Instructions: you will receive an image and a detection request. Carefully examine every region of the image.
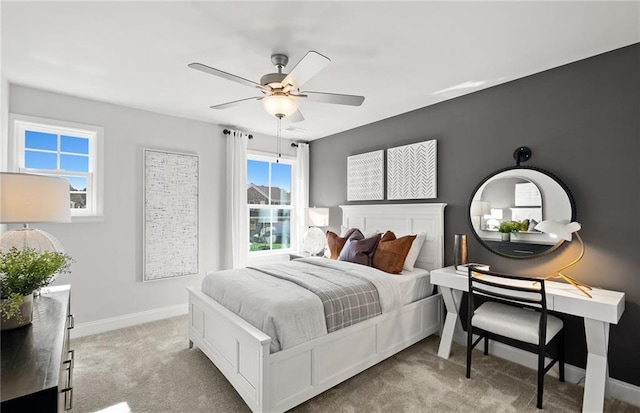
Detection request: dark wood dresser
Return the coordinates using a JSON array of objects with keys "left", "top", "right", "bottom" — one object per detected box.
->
[{"left": 1, "top": 285, "right": 74, "bottom": 412}]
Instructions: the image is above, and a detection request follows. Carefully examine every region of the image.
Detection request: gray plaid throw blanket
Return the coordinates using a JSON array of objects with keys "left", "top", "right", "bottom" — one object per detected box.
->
[{"left": 248, "top": 261, "right": 382, "bottom": 333}]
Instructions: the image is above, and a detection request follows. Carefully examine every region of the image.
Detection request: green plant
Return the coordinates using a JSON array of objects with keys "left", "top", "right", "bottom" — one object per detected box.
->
[
  {"left": 0, "top": 247, "right": 73, "bottom": 321},
  {"left": 498, "top": 220, "right": 524, "bottom": 234}
]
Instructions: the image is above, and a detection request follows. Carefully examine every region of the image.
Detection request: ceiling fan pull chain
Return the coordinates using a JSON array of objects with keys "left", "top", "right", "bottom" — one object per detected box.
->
[{"left": 276, "top": 116, "right": 282, "bottom": 163}]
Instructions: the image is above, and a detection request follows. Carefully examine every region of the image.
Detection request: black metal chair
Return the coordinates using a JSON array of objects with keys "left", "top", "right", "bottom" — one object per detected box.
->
[{"left": 465, "top": 267, "right": 565, "bottom": 409}]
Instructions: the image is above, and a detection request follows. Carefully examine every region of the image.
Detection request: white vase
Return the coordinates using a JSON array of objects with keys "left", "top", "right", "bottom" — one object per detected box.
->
[
  {"left": 501, "top": 232, "right": 511, "bottom": 242},
  {"left": 1, "top": 292, "right": 34, "bottom": 330}
]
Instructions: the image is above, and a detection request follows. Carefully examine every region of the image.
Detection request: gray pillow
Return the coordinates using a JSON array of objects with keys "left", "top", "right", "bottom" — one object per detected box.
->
[{"left": 338, "top": 230, "right": 381, "bottom": 266}]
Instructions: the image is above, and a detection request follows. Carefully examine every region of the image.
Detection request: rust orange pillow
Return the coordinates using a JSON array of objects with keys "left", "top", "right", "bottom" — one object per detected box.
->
[
  {"left": 326, "top": 228, "right": 357, "bottom": 259},
  {"left": 372, "top": 231, "right": 417, "bottom": 274}
]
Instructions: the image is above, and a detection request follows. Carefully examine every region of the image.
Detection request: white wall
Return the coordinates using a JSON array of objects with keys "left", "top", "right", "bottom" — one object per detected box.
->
[
  {"left": 6, "top": 84, "right": 302, "bottom": 333},
  {"left": 8, "top": 85, "right": 227, "bottom": 328}
]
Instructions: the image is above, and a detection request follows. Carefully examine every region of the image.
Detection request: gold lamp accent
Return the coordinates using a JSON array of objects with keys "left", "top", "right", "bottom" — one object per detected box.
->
[{"left": 534, "top": 220, "right": 592, "bottom": 298}]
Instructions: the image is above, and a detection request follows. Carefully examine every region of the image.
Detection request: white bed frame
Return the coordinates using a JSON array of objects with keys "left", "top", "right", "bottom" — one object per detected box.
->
[{"left": 187, "top": 203, "right": 446, "bottom": 413}]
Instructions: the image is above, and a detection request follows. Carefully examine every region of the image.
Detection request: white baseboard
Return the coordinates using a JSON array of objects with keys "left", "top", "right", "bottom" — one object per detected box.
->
[
  {"left": 452, "top": 333, "right": 640, "bottom": 408},
  {"left": 72, "top": 303, "right": 188, "bottom": 339}
]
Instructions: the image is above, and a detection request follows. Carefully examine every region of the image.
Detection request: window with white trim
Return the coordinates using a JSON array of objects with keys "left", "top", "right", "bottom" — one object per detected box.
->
[
  {"left": 10, "top": 114, "right": 104, "bottom": 220},
  {"left": 247, "top": 154, "right": 295, "bottom": 253}
]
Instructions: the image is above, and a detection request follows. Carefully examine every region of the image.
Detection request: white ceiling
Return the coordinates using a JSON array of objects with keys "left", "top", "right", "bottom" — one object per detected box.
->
[{"left": 2, "top": 1, "right": 638, "bottom": 141}]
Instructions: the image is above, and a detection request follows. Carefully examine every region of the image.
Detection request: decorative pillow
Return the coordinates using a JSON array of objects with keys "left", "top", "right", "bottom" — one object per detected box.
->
[
  {"left": 403, "top": 232, "right": 426, "bottom": 271},
  {"left": 326, "top": 228, "right": 357, "bottom": 259},
  {"left": 338, "top": 230, "right": 381, "bottom": 266},
  {"left": 373, "top": 231, "right": 417, "bottom": 274}
]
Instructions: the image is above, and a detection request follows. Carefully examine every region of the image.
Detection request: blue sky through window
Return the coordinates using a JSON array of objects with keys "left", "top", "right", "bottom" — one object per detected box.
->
[
  {"left": 247, "top": 160, "right": 269, "bottom": 187},
  {"left": 25, "top": 151, "right": 57, "bottom": 169},
  {"left": 25, "top": 130, "right": 57, "bottom": 150},
  {"left": 23, "top": 129, "right": 90, "bottom": 190},
  {"left": 61, "top": 135, "right": 89, "bottom": 153},
  {"left": 247, "top": 160, "right": 291, "bottom": 192},
  {"left": 271, "top": 163, "right": 291, "bottom": 192}
]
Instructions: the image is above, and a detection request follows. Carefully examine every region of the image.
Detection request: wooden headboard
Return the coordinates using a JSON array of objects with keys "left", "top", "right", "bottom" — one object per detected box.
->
[{"left": 340, "top": 203, "right": 447, "bottom": 271}]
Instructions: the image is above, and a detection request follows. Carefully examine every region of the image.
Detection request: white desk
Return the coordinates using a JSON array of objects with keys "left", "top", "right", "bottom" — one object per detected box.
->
[{"left": 431, "top": 266, "right": 625, "bottom": 413}]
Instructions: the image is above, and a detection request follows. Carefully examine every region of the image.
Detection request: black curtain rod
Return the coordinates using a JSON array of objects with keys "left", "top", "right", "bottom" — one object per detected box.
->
[{"left": 223, "top": 129, "right": 253, "bottom": 139}]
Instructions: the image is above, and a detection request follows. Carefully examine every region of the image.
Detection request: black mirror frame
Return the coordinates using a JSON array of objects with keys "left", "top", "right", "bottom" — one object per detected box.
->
[{"left": 468, "top": 165, "right": 577, "bottom": 259}]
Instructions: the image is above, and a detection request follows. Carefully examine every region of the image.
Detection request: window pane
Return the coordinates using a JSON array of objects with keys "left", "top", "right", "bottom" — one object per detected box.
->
[
  {"left": 61, "top": 135, "right": 89, "bottom": 154},
  {"left": 25, "top": 130, "right": 57, "bottom": 150},
  {"left": 65, "top": 176, "right": 87, "bottom": 191},
  {"left": 59, "top": 175, "right": 87, "bottom": 209},
  {"left": 70, "top": 193, "right": 87, "bottom": 209},
  {"left": 273, "top": 209, "right": 291, "bottom": 249},
  {"left": 249, "top": 208, "right": 273, "bottom": 251},
  {"left": 25, "top": 150, "right": 57, "bottom": 169},
  {"left": 247, "top": 160, "right": 270, "bottom": 205},
  {"left": 61, "top": 154, "right": 89, "bottom": 172},
  {"left": 271, "top": 163, "right": 291, "bottom": 206}
]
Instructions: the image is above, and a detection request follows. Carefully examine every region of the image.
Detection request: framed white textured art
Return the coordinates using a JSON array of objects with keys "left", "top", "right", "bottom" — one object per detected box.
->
[
  {"left": 387, "top": 140, "right": 437, "bottom": 199},
  {"left": 143, "top": 149, "right": 199, "bottom": 281},
  {"left": 347, "top": 150, "right": 384, "bottom": 201}
]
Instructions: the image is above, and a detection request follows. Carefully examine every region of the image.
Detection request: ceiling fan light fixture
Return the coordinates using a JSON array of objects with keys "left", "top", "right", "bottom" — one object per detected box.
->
[{"left": 262, "top": 95, "right": 298, "bottom": 117}]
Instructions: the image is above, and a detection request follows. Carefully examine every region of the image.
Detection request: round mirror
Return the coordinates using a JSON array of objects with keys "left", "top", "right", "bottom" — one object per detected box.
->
[{"left": 469, "top": 166, "right": 576, "bottom": 259}]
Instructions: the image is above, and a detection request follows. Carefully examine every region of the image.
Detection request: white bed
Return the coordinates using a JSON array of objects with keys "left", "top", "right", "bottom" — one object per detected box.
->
[{"left": 187, "top": 203, "right": 446, "bottom": 413}]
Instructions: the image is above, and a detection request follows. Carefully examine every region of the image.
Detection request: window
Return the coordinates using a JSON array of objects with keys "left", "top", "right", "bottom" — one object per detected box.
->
[
  {"left": 247, "top": 154, "right": 294, "bottom": 253},
  {"left": 10, "top": 114, "right": 104, "bottom": 220}
]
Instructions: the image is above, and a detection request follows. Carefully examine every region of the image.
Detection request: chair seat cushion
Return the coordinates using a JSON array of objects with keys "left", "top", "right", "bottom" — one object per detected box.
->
[{"left": 472, "top": 301, "right": 563, "bottom": 345}]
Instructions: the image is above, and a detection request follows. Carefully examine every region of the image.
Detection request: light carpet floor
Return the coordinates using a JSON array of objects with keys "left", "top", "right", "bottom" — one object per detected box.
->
[{"left": 69, "top": 316, "right": 638, "bottom": 413}]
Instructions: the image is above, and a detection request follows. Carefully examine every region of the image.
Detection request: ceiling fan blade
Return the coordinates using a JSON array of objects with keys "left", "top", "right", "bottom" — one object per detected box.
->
[
  {"left": 281, "top": 51, "right": 330, "bottom": 90},
  {"left": 188, "top": 62, "right": 269, "bottom": 92},
  {"left": 210, "top": 96, "right": 262, "bottom": 110},
  {"left": 298, "top": 91, "right": 365, "bottom": 106},
  {"left": 284, "top": 109, "right": 305, "bottom": 123}
]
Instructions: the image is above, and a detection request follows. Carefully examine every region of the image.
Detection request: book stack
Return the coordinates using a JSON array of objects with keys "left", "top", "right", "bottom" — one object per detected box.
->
[{"left": 455, "top": 263, "right": 490, "bottom": 276}]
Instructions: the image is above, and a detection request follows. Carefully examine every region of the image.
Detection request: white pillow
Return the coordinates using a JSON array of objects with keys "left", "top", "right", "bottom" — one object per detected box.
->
[{"left": 403, "top": 232, "right": 426, "bottom": 271}]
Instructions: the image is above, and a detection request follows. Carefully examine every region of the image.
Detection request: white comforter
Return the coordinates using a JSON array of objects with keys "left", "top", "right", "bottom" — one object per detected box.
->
[{"left": 201, "top": 258, "right": 406, "bottom": 353}]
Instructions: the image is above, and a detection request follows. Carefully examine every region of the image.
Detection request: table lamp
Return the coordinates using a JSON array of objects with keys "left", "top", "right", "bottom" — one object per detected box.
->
[
  {"left": 0, "top": 172, "right": 71, "bottom": 253},
  {"left": 303, "top": 207, "right": 329, "bottom": 256},
  {"left": 534, "top": 220, "right": 592, "bottom": 298},
  {"left": 470, "top": 200, "right": 490, "bottom": 230}
]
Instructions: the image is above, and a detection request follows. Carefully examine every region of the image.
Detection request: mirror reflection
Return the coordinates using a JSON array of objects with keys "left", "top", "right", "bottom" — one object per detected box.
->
[{"left": 469, "top": 167, "right": 575, "bottom": 258}]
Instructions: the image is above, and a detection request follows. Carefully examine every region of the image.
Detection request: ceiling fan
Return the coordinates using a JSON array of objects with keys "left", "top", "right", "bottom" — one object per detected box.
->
[{"left": 188, "top": 51, "right": 365, "bottom": 122}]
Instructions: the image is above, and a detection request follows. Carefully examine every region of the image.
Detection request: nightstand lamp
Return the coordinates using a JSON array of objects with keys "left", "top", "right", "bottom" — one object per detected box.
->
[
  {"left": 303, "top": 207, "right": 329, "bottom": 256},
  {"left": 534, "top": 220, "right": 592, "bottom": 298},
  {"left": 0, "top": 172, "right": 71, "bottom": 253}
]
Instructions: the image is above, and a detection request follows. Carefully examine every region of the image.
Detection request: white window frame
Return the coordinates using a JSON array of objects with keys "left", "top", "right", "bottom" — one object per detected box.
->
[
  {"left": 9, "top": 113, "right": 104, "bottom": 222},
  {"left": 247, "top": 151, "right": 297, "bottom": 256}
]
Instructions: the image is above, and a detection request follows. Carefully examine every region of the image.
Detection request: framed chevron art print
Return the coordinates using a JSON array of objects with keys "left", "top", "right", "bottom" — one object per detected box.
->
[
  {"left": 387, "top": 140, "right": 437, "bottom": 200},
  {"left": 347, "top": 150, "right": 384, "bottom": 201}
]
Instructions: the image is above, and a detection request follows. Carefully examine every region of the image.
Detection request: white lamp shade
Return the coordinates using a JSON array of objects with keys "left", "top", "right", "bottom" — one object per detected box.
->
[
  {"left": 262, "top": 95, "right": 298, "bottom": 117},
  {"left": 534, "top": 220, "right": 581, "bottom": 241},
  {"left": 1, "top": 173, "right": 71, "bottom": 223},
  {"left": 307, "top": 207, "right": 329, "bottom": 227}
]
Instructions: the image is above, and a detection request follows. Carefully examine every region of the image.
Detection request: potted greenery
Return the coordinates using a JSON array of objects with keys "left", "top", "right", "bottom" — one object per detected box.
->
[
  {"left": 0, "top": 247, "right": 73, "bottom": 330},
  {"left": 498, "top": 220, "right": 524, "bottom": 242}
]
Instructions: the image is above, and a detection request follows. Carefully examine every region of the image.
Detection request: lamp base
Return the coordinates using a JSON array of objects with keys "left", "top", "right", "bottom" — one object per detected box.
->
[
  {"left": 541, "top": 272, "right": 593, "bottom": 298},
  {"left": 0, "top": 228, "right": 64, "bottom": 253},
  {"left": 303, "top": 227, "right": 326, "bottom": 256}
]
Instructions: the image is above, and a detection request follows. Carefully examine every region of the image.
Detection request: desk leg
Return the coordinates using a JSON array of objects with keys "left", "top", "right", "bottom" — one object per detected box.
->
[
  {"left": 438, "top": 287, "right": 464, "bottom": 359},
  {"left": 582, "top": 318, "right": 610, "bottom": 413}
]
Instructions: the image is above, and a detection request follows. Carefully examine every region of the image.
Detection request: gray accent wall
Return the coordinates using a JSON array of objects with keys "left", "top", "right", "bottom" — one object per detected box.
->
[{"left": 310, "top": 44, "right": 639, "bottom": 386}]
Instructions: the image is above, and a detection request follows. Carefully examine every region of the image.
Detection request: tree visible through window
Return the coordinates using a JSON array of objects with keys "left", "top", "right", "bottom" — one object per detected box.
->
[{"left": 247, "top": 156, "right": 293, "bottom": 252}]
